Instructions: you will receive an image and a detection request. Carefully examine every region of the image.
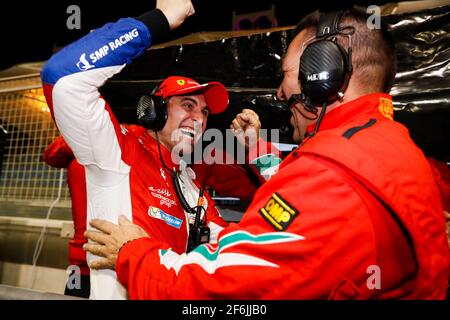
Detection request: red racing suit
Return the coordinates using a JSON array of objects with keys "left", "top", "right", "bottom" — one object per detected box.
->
[
  {"left": 116, "top": 93, "right": 450, "bottom": 299},
  {"left": 40, "top": 10, "right": 233, "bottom": 299},
  {"left": 428, "top": 157, "right": 450, "bottom": 212},
  {"left": 43, "top": 125, "right": 147, "bottom": 277},
  {"left": 194, "top": 159, "right": 260, "bottom": 201},
  {"left": 43, "top": 134, "right": 267, "bottom": 278},
  {"left": 40, "top": 10, "right": 280, "bottom": 299}
]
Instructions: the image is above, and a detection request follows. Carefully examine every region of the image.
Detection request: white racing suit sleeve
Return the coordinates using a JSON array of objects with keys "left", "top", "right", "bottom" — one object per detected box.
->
[{"left": 41, "top": 13, "right": 164, "bottom": 299}]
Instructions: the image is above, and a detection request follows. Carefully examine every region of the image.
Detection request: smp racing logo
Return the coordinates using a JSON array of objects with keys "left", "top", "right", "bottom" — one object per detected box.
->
[
  {"left": 76, "top": 53, "right": 95, "bottom": 71},
  {"left": 76, "top": 28, "right": 140, "bottom": 71}
]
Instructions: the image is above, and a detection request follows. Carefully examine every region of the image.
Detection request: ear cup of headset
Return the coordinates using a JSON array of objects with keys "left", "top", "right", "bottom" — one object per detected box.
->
[
  {"left": 299, "top": 39, "right": 349, "bottom": 105},
  {"left": 137, "top": 94, "right": 168, "bottom": 131}
]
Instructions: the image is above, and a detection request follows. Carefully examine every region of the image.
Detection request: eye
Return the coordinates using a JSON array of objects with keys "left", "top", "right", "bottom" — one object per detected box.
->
[
  {"left": 202, "top": 109, "right": 210, "bottom": 117},
  {"left": 182, "top": 102, "right": 194, "bottom": 110}
]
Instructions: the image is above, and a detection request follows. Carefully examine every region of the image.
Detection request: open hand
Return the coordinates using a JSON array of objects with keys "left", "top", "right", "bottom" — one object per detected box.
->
[{"left": 84, "top": 215, "right": 149, "bottom": 270}]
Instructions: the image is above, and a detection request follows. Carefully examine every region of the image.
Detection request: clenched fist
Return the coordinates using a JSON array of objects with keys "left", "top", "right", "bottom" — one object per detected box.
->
[
  {"left": 230, "top": 109, "right": 261, "bottom": 149},
  {"left": 157, "top": 0, "right": 195, "bottom": 30}
]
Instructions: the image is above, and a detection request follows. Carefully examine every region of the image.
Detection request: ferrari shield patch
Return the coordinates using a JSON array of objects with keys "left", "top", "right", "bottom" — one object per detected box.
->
[
  {"left": 259, "top": 193, "right": 299, "bottom": 231},
  {"left": 378, "top": 97, "right": 394, "bottom": 120}
]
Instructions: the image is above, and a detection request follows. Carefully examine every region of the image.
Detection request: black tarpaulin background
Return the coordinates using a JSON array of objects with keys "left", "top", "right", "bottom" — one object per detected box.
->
[{"left": 101, "top": 4, "right": 450, "bottom": 161}]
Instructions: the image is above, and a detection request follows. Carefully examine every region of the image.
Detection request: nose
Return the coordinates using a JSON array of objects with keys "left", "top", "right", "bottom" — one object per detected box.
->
[
  {"left": 191, "top": 110, "right": 204, "bottom": 122},
  {"left": 190, "top": 113, "right": 204, "bottom": 131}
]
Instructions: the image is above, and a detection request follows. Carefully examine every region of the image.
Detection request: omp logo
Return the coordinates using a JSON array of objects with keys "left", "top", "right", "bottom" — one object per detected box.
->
[
  {"left": 307, "top": 71, "right": 329, "bottom": 82},
  {"left": 76, "top": 53, "right": 94, "bottom": 71},
  {"left": 259, "top": 193, "right": 299, "bottom": 231}
]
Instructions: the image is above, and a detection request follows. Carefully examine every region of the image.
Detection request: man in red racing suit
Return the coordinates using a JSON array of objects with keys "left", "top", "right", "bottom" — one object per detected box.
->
[
  {"left": 41, "top": 1, "right": 278, "bottom": 299},
  {"left": 40, "top": 3, "right": 235, "bottom": 299},
  {"left": 84, "top": 6, "right": 449, "bottom": 299},
  {"left": 43, "top": 131, "right": 264, "bottom": 297}
]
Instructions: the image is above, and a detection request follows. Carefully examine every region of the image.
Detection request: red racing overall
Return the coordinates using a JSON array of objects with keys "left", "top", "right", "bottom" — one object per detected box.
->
[{"left": 116, "top": 93, "right": 449, "bottom": 299}]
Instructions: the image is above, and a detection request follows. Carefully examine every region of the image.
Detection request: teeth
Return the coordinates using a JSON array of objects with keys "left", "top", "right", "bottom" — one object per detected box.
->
[{"left": 180, "top": 128, "right": 195, "bottom": 139}]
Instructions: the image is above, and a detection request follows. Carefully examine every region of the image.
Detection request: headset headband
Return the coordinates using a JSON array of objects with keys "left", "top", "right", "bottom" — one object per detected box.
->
[
  {"left": 290, "top": 9, "right": 355, "bottom": 131},
  {"left": 316, "top": 11, "right": 346, "bottom": 38}
]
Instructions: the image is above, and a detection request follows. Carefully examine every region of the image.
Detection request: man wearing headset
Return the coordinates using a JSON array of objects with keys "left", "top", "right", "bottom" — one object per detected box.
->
[
  {"left": 43, "top": 126, "right": 263, "bottom": 298},
  {"left": 84, "top": 6, "right": 449, "bottom": 299},
  {"left": 41, "top": 0, "right": 280, "bottom": 299}
]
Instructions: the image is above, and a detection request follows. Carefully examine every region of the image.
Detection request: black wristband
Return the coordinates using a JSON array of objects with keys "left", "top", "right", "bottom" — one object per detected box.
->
[{"left": 136, "top": 9, "right": 170, "bottom": 44}]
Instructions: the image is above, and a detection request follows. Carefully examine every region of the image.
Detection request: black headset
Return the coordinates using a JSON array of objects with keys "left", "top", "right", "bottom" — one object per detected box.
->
[
  {"left": 291, "top": 10, "right": 355, "bottom": 113},
  {"left": 137, "top": 83, "right": 169, "bottom": 131},
  {"left": 138, "top": 83, "right": 202, "bottom": 230}
]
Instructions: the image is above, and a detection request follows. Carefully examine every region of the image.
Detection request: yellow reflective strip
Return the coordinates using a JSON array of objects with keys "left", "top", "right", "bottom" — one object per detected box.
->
[
  {"left": 260, "top": 208, "right": 283, "bottom": 230},
  {"left": 272, "top": 193, "right": 295, "bottom": 215}
]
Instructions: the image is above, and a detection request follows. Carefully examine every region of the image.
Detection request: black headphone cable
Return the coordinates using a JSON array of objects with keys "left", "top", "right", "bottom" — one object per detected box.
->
[
  {"left": 312, "top": 102, "right": 328, "bottom": 136},
  {"left": 155, "top": 131, "right": 196, "bottom": 215},
  {"left": 155, "top": 131, "right": 209, "bottom": 252}
]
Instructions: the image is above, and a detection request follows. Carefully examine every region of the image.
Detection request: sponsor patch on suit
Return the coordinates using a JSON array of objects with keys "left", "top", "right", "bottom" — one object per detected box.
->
[
  {"left": 148, "top": 206, "right": 183, "bottom": 229},
  {"left": 259, "top": 193, "right": 299, "bottom": 231}
]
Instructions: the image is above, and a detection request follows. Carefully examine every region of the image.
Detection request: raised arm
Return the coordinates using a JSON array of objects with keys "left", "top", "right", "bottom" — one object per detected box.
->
[
  {"left": 41, "top": 10, "right": 169, "bottom": 179},
  {"left": 41, "top": 1, "right": 195, "bottom": 299},
  {"left": 41, "top": 0, "right": 194, "bottom": 173},
  {"left": 231, "top": 109, "right": 282, "bottom": 182}
]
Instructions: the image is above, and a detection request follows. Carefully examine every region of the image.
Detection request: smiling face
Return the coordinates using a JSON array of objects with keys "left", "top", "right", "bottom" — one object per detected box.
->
[{"left": 156, "top": 93, "right": 210, "bottom": 154}]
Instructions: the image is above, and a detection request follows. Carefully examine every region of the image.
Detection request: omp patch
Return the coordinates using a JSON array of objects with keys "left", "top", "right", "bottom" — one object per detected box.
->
[
  {"left": 259, "top": 193, "right": 299, "bottom": 231},
  {"left": 378, "top": 98, "right": 393, "bottom": 120}
]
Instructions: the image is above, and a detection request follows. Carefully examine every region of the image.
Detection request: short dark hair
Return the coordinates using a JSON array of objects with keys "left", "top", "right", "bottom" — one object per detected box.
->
[{"left": 292, "top": 6, "right": 397, "bottom": 93}]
